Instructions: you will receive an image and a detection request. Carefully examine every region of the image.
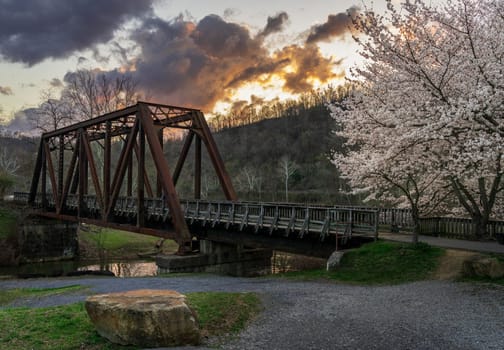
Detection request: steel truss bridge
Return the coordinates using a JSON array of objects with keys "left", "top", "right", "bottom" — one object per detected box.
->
[{"left": 21, "top": 102, "right": 378, "bottom": 257}]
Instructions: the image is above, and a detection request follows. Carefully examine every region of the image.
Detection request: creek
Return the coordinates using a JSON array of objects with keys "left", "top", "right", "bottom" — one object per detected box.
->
[
  {"left": 0, "top": 259, "right": 158, "bottom": 279},
  {"left": 0, "top": 251, "right": 327, "bottom": 279}
]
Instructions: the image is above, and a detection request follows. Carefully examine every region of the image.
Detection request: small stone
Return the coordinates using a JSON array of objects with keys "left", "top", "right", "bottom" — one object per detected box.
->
[
  {"left": 85, "top": 289, "right": 200, "bottom": 347},
  {"left": 462, "top": 256, "right": 504, "bottom": 279},
  {"left": 326, "top": 251, "right": 345, "bottom": 271}
]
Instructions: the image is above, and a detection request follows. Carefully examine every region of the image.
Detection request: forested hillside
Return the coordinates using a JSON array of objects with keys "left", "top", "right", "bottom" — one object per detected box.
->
[{"left": 171, "top": 104, "right": 356, "bottom": 204}]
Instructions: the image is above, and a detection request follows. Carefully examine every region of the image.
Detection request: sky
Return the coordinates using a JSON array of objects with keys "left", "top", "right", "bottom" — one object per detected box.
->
[{"left": 0, "top": 0, "right": 397, "bottom": 130}]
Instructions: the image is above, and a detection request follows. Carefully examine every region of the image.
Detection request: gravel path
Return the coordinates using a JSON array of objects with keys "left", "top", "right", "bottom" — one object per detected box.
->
[{"left": 1, "top": 276, "right": 503, "bottom": 350}]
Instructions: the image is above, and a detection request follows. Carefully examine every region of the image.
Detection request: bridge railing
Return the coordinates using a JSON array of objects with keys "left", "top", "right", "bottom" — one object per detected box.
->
[
  {"left": 14, "top": 192, "right": 379, "bottom": 241},
  {"left": 182, "top": 199, "right": 379, "bottom": 241},
  {"left": 418, "top": 217, "right": 504, "bottom": 240}
]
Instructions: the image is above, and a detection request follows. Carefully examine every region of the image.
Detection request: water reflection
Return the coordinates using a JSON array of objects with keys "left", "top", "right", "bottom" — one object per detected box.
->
[
  {"left": 271, "top": 252, "right": 325, "bottom": 274},
  {"left": 78, "top": 261, "right": 158, "bottom": 277},
  {"left": 0, "top": 260, "right": 159, "bottom": 278}
]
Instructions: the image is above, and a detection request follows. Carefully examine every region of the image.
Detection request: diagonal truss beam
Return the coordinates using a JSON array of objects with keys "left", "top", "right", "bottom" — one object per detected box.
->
[{"left": 138, "top": 103, "right": 192, "bottom": 249}]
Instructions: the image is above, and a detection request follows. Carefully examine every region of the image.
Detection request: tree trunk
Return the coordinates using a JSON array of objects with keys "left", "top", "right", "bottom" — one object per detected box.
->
[
  {"left": 471, "top": 214, "right": 488, "bottom": 239},
  {"left": 411, "top": 207, "right": 420, "bottom": 244}
]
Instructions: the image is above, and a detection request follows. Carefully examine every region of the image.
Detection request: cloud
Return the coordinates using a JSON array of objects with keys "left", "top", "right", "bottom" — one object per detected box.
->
[
  {"left": 0, "top": 0, "right": 154, "bottom": 66},
  {"left": 128, "top": 14, "right": 343, "bottom": 111},
  {"left": 3, "top": 108, "right": 37, "bottom": 134},
  {"left": 258, "top": 12, "right": 289, "bottom": 37},
  {"left": 273, "top": 45, "right": 343, "bottom": 93},
  {"left": 0, "top": 86, "right": 13, "bottom": 95},
  {"left": 226, "top": 59, "right": 290, "bottom": 89},
  {"left": 191, "top": 15, "right": 263, "bottom": 59},
  {"left": 49, "top": 78, "right": 63, "bottom": 88},
  {"left": 306, "top": 6, "right": 359, "bottom": 44},
  {"left": 223, "top": 8, "right": 239, "bottom": 19}
]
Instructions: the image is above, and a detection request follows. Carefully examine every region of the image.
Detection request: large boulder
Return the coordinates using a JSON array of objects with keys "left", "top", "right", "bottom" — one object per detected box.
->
[
  {"left": 85, "top": 289, "right": 200, "bottom": 347},
  {"left": 462, "top": 256, "right": 504, "bottom": 279}
]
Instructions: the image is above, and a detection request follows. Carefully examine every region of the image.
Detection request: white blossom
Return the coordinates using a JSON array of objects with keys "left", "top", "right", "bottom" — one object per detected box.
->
[{"left": 332, "top": 0, "right": 504, "bottom": 238}]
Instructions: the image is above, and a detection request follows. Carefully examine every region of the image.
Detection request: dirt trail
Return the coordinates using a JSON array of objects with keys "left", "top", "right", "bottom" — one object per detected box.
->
[{"left": 432, "top": 249, "right": 478, "bottom": 280}]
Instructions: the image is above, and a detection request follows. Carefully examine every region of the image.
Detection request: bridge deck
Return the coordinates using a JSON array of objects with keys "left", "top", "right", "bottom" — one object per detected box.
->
[{"left": 15, "top": 192, "right": 378, "bottom": 246}]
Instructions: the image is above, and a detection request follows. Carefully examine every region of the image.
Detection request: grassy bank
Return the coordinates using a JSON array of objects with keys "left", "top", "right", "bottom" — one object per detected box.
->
[
  {"left": 78, "top": 226, "right": 178, "bottom": 260},
  {"left": 0, "top": 290, "right": 260, "bottom": 350},
  {"left": 0, "top": 285, "right": 87, "bottom": 306},
  {"left": 276, "top": 241, "right": 444, "bottom": 284}
]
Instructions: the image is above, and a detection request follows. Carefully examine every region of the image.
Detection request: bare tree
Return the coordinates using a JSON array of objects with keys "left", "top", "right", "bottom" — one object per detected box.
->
[
  {"left": 279, "top": 156, "right": 297, "bottom": 202},
  {"left": 0, "top": 148, "right": 20, "bottom": 175},
  {"left": 64, "top": 69, "right": 141, "bottom": 120},
  {"left": 33, "top": 89, "right": 75, "bottom": 133}
]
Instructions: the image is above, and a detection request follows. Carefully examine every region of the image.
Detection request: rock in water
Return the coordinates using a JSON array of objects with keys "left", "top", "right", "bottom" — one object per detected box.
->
[
  {"left": 326, "top": 251, "right": 345, "bottom": 271},
  {"left": 85, "top": 289, "right": 200, "bottom": 347}
]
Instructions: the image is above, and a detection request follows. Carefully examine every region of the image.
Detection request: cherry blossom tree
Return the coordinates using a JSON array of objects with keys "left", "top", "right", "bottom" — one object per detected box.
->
[{"left": 332, "top": 0, "right": 504, "bottom": 239}]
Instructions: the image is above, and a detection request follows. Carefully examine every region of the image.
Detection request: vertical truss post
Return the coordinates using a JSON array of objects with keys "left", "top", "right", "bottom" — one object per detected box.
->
[
  {"left": 78, "top": 130, "right": 87, "bottom": 217},
  {"left": 41, "top": 140, "right": 47, "bottom": 209},
  {"left": 58, "top": 136, "right": 64, "bottom": 203},
  {"left": 82, "top": 144, "right": 88, "bottom": 196},
  {"left": 137, "top": 121, "right": 145, "bottom": 227},
  {"left": 127, "top": 150, "right": 133, "bottom": 197},
  {"left": 59, "top": 142, "right": 78, "bottom": 214},
  {"left": 133, "top": 142, "right": 154, "bottom": 197},
  {"left": 156, "top": 127, "right": 164, "bottom": 198},
  {"left": 194, "top": 134, "right": 201, "bottom": 199},
  {"left": 104, "top": 121, "right": 111, "bottom": 209}
]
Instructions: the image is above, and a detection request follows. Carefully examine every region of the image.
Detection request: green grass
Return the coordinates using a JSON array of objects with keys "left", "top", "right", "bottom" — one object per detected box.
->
[
  {"left": 0, "top": 285, "right": 88, "bottom": 306},
  {"left": 79, "top": 226, "right": 178, "bottom": 259},
  {"left": 81, "top": 227, "right": 160, "bottom": 251},
  {"left": 0, "top": 292, "right": 261, "bottom": 349},
  {"left": 187, "top": 292, "right": 261, "bottom": 336},
  {"left": 0, "top": 303, "right": 128, "bottom": 350},
  {"left": 276, "top": 241, "right": 444, "bottom": 285}
]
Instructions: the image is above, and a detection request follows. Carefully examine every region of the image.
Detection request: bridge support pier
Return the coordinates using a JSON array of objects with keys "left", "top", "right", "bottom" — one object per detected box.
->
[
  {"left": 18, "top": 215, "right": 79, "bottom": 263},
  {"left": 156, "top": 240, "right": 272, "bottom": 277}
]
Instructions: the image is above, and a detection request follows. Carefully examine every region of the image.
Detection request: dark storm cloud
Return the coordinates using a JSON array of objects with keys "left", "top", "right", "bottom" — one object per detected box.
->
[
  {"left": 191, "top": 15, "right": 262, "bottom": 59},
  {"left": 226, "top": 59, "right": 290, "bottom": 88},
  {"left": 127, "top": 13, "right": 343, "bottom": 111},
  {"left": 0, "top": 0, "right": 154, "bottom": 66},
  {"left": 130, "top": 14, "right": 271, "bottom": 110},
  {"left": 0, "top": 86, "right": 13, "bottom": 95},
  {"left": 258, "top": 12, "right": 289, "bottom": 37},
  {"left": 306, "top": 6, "right": 359, "bottom": 44}
]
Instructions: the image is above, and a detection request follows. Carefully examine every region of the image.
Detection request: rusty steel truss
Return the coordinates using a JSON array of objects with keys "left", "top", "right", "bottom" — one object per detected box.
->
[{"left": 28, "top": 102, "right": 237, "bottom": 253}]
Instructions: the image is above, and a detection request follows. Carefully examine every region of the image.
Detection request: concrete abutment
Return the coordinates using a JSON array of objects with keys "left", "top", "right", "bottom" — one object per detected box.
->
[
  {"left": 156, "top": 239, "right": 272, "bottom": 277},
  {"left": 18, "top": 215, "right": 79, "bottom": 263}
]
